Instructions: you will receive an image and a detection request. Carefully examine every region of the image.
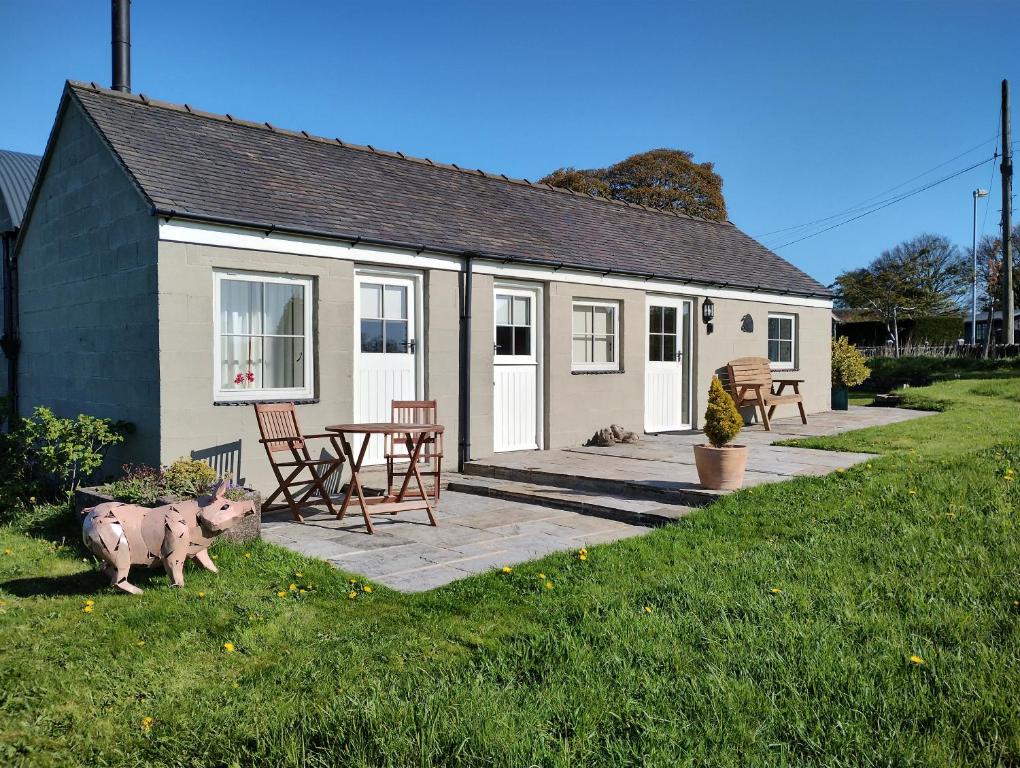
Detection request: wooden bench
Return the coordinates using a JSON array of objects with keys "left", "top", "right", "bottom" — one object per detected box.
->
[{"left": 725, "top": 357, "right": 807, "bottom": 431}]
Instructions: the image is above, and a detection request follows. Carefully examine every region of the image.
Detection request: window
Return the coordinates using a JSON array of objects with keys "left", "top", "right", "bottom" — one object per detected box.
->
[
  {"left": 360, "top": 282, "right": 409, "bottom": 354},
  {"left": 767, "top": 313, "right": 796, "bottom": 369},
  {"left": 215, "top": 271, "right": 313, "bottom": 401},
  {"left": 495, "top": 293, "right": 533, "bottom": 357},
  {"left": 647, "top": 304, "right": 679, "bottom": 362},
  {"left": 572, "top": 300, "right": 619, "bottom": 371}
]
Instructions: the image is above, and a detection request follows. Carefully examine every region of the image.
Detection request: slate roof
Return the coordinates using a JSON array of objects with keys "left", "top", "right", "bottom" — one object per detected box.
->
[
  {"left": 67, "top": 81, "right": 828, "bottom": 298},
  {"left": 0, "top": 149, "right": 42, "bottom": 233}
]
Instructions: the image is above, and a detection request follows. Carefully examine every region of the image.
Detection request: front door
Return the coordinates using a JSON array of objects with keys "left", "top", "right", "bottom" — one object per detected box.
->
[
  {"left": 493, "top": 285, "right": 541, "bottom": 452},
  {"left": 355, "top": 273, "right": 419, "bottom": 464},
  {"left": 644, "top": 296, "right": 692, "bottom": 432}
]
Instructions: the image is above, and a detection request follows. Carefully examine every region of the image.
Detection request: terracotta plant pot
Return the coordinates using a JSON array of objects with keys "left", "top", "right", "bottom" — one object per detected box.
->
[{"left": 693, "top": 444, "right": 749, "bottom": 490}]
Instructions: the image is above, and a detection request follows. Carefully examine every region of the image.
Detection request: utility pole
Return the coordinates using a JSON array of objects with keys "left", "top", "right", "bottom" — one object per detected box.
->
[{"left": 1002, "top": 79, "right": 1014, "bottom": 345}]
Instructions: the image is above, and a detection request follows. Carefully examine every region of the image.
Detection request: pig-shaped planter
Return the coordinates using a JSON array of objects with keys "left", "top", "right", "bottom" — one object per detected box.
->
[{"left": 81, "top": 480, "right": 255, "bottom": 594}]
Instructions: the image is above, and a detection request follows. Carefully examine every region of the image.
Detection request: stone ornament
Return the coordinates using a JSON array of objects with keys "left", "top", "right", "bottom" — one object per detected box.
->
[
  {"left": 586, "top": 424, "right": 640, "bottom": 448},
  {"left": 81, "top": 480, "right": 255, "bottom": 594}
]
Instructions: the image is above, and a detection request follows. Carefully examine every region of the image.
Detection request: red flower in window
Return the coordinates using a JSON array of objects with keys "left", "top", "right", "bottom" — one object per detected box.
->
[
  {"left": 245, "top": 371, "right": 255, "bottom": 383},
  {"left": 234, "top": 373, "right": 244, "bottom": 385}
]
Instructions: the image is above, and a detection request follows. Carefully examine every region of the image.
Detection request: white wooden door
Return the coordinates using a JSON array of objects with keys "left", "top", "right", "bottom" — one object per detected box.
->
[
  {"left": 644, "top": 296, "right": 692, "bottom": 432},
  {"left": 493, "top": 285, "right": 541, "bottom": 452},
  {"left": 355, "top": 274, "right": 418, "bottom": 464}
]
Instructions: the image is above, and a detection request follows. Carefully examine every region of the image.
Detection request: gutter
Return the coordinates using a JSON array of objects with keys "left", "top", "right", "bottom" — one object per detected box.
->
[
  {"left": 1, "top": 231, "right": 19, "bottom": 422},
  {"left": 151, "top": 207, "right": 833, "bottom": 301},
  {"left": 458, "top": 255, "right": 473, "bottom": 471}
]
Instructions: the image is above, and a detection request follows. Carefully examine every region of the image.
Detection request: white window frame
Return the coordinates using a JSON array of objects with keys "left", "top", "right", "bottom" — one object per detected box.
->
[
  {"left": 213, "top": 270, "right": 315, "bottom": 402},
  {"left": 767, "top": 312, "right": 797, "bottom": 370},
  {"left": 571, "top": 299, "right": 621, "bottom": 372}
]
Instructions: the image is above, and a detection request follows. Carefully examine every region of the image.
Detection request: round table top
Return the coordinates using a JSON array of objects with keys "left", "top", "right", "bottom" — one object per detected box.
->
[{"left": 325, "top": 422, "right": 444, "bottom": 435}]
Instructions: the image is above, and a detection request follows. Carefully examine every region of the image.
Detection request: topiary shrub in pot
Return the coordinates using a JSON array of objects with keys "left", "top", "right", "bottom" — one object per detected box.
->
[
  {"left": 831, "top": 336, "right": 870, "bottom": 410},
  {"left": 693, "top": 377, "right": 748, "bottom": 490}
]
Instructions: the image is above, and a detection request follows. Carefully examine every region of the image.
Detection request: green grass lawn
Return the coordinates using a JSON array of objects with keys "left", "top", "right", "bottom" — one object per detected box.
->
[{"left": 2, "top": 378, "right": 1019, "bottom": 767}]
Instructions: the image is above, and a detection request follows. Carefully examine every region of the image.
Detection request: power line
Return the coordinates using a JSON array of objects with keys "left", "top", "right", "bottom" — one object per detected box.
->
[
  {"left": 771, "top": 155, "right": 997, "bottom": 251},
  {"left": 755, "top": 135, "right": 998, "bottom": 240}
]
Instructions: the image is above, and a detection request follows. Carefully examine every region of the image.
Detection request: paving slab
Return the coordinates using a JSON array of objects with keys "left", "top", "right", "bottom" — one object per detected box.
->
[{"left": 261, "top": 407, "right": 932, "bottom": 592}]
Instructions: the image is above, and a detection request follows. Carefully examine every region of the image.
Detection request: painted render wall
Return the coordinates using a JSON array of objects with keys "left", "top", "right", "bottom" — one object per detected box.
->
[
  {"left": 16, "top": 100, "right": 159, "bottom": 461},
  {"left": 157, "top": 241, "right": 468, "bottom": 492},
  {"left": 691, "top": 297, "right": 833, "bottom": 424}
]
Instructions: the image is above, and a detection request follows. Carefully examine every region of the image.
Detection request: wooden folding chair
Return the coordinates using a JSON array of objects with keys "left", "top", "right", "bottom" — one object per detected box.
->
[
  {"left": 254, "top": 403, "right": 345, "bottom": 522},
  {"left": 385, "top": 399, "right": 443, "bottom": 501}
]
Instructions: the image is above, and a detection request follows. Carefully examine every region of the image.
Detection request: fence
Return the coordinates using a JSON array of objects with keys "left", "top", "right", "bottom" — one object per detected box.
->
[{"left": 858, "top": 343, "right": 1020, "bottom": 359}]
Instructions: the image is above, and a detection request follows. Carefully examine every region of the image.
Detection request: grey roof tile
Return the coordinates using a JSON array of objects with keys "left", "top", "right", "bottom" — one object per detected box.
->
[{"left": 68, "top": 82, "right": 828, "bottom": 297}]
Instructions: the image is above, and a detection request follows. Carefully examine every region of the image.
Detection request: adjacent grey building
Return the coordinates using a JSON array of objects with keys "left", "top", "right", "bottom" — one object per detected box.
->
[{"left": 10, "top": 82, "right": 833, "bottom": 491}]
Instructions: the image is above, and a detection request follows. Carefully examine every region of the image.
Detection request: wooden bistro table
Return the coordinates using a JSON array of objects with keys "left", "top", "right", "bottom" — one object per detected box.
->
[{"left": 325, "top": 423, "right": 444, "bottom": 534}]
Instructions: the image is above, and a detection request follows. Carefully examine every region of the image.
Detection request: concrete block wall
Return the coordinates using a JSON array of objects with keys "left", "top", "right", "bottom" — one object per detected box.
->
[{"left": 16, "top": 99, "right": 159, "bottom": 462}]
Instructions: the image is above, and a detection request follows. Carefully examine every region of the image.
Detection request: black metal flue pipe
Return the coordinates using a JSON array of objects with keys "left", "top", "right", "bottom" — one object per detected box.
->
[{"left": 112, "top": 0, "right": 131, "bottom": 93}]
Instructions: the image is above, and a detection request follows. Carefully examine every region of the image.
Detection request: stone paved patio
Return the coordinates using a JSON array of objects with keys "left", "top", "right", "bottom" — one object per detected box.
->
[
  {"left": 261, "top": 492, "right": 649, "bottom": 592},
  {"left": 261, "top": 407, "right": 932, "bottom": 592}
]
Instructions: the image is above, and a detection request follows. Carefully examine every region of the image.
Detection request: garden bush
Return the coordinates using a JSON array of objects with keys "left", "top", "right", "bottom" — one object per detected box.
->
[
  {"left": 861, "top": 355, "right": 1020, "bottom": 392},
  {"left": 0, "top": 406, "right": 126, "bottom": 518},
  {"left": 703, "top": 376, "right": 742, "bottom": 448},
  {"left": 832, "top": 337, "right": 870, "bottom": 389},
  {"left": 100, "top": 457, "right": 230, "bottom": 505}
]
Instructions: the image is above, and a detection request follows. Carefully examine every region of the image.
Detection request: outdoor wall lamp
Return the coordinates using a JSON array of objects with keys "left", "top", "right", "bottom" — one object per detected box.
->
[{"left": 702, "top": 298, "right": 715, "bottom": 334}]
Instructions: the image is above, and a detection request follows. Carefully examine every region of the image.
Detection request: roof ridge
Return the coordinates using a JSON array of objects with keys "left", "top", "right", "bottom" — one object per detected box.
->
[{"left": 69, "top": 80, "right": 735, "bottom": 229}]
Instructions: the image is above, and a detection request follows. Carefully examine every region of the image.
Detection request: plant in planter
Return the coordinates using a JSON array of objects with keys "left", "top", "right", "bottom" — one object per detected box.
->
[
  {"left": 693, "top": 377, "right": 748, "bottom": 490},
  {"left": 831, "top": 336, "right": 870, "bottom": 410}
]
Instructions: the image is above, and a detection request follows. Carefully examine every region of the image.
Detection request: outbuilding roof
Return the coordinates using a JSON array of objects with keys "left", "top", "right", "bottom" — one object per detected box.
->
[
  {"left": 67, "top": 81, "right": 828, "bottom": 298},
  {"left": 0, "top": 149, "right": 42, "bottom": 233}
]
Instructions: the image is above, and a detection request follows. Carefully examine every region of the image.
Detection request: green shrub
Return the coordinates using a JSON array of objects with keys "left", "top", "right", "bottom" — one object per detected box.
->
[
  {"left": 99, "top": 464, "right": 163, "bottom": 505},
  {"left": 704, "top": 376, "right": 743, "bottom": 448},
  {"left": 162, "top": 457, "right": 217, "bottom": 498},
  {"left": 832, "top": 337, "right": 870, "bottom": 389},
  {"left": 17, "top": 407, "right": 125, "bottom": 498},
  {"left": 862, "top": 356, "right": 1020, "bottom": 392}
]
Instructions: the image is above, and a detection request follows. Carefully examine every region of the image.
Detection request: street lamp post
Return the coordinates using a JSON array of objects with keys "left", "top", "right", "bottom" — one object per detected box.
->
[{"left": 972, "top": 188, "right": 990, "bottom": 345}]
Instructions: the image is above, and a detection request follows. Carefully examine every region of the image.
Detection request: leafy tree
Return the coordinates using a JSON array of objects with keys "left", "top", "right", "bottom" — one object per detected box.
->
[
  {"left": 540, "top": 149, "right": 727, "bottom": 221},
  {"left": 832, "top": 233, "right": 968, "bottom": 357},
  {"left": 968, "top": 225, "right": 1020, "bottom": 355}
]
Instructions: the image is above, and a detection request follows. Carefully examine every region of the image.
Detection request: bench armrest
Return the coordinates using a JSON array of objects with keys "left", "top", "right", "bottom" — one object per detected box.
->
[{"left": 773, "top": 378, "right": 804, "bottom": 384}]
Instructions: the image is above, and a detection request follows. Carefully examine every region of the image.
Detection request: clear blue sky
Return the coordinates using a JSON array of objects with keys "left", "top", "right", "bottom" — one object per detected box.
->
[{"left": 1, "top": 0, "right": 1017, "bottom": 286}]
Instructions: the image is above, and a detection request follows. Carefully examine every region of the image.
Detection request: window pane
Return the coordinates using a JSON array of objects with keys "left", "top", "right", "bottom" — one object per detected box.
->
[
  {"left": 496, "top": 296, "right": 511, "bottom": 325},
  {"left": 513, "top": 296, "right": 530, "bottom": 327},
  {"left": 662, "top": 307, "right": 676, "bottom": 334},
  {"left": 221, "top": 335, "right": 262, "bottom": 389},
  {"left": 361, "top": 284, "right": 381, "bottom": 319},
  {"left": 780, "top": 318, "right": 793, "bottom": 341},
  {"left": 593, "top": 306, "right": 612, "bottom": 334},
  {"left": 663, "top": 333, "right": 676, "bottom": 361},
  {"left": 265, "top": 282, "right": 304, "bottom": 335},
  {"left": 572, "top": 336, "right": 589, "bottom": 363},
  {"left": 384, "top": 320, "right": 408, "bottom": 353},
  {"left": 779, "top": 340, "right": 793, "bottom": 362},
  {"left": 572, "top": 306, "right": 589, "bottom": 334},
  {"left": 649, "top": 333, "right": 661, "bottom": 362},
  {"left": 264, "top": 336, "right": 304, "bottom": 388},
  {"left": 221, "top": 279, "right": 262, "bottom": 335},
  {"left": 593, "top": 337, "right": 613, "bottom": 364},
  {"left": 514, "top": 326, "right": 531, "bottom": 356},
  {"left": 649, "top": 306, "right": 662, "bottom": 333},
  {"left": 361, "top": 319, "right": 384, "bottom": 352},
  {"left": 384, "top": 285, "right": 406, "bottom": 320},
  {"left": 768, "top": 340, "right": 780, "bottom": 362},
  {"left": 495, "top": 325, "right": 513, "bottom": 355},
  {"left": 768, "top": 316, "right": 780, "bottom": 340}
]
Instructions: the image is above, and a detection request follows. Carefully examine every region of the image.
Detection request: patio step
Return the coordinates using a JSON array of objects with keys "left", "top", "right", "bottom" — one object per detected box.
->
[
  {"left": 461, "top": 460, "right": 723, "bottom": 508},
  {"left": 446, "top": 475, "right": 696, "bottom": 528}
]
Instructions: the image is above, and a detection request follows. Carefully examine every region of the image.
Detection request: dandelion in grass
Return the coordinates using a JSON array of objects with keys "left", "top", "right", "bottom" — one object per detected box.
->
[
  {"left": 197, "top": 592, "right": 205, "bottom": 599},
  {"left": 909, "top": 654, "right": 924, "bottom": 666},
  {"left": 29, "top": 496, "right": 36, "bottom": 504},
  {"left": 295, "top": 572, "right": 303, "bottom": 578},
  {"left": 577, "top": 547, "right": 588, "bottom": 561},
  {"left": 277, "top": 590, "right": 287, "bottom": 598},
  {"left": 501, "top": 566, "right": 513, "bottom": 574},
  {"left": 299, "top": 588, "right": 307, "bottom": 595},
  {"left": 544, "top": 581, "right": 554, "bottom": 590},
  {"left": 82, "top": 604, "right": 94, "bottom": 614},
  {"left": 348, "top": 590, "right": 358, "bottom": 600},
  {"left": 537, "top": 573, "right": 545, "bottom": 580},
  {"left": 288, "top": 583, "right": 297, "bottom": 592},
  {"left": 770, "top": 588, "right": 782, "bottom": 595},
  {"left": 244, "top": 552, "right": 252, "bottom": 558},
  {"left": 2, "top": 548, "right": 11, "bottom": 556},
  {"left": 836, "top": 468, "right": 846, "bottom": 474},
  {"left": 362, "top": 585, "right": 372, "bottom": 593},
  {"left": 137, "top": 640, "right": 145, "bottom": 647},
  {"left": 644, "top": 606, "right": 653, "bottom": 614},
  {"left": 223, "top": 642, "right": 235, "bottom": 653},
  {"left": 908, "top": 489, "right": 917, "bottom": 495},
  {"left": 140, "top": 716, "right": 153, "bottom": 732}
]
